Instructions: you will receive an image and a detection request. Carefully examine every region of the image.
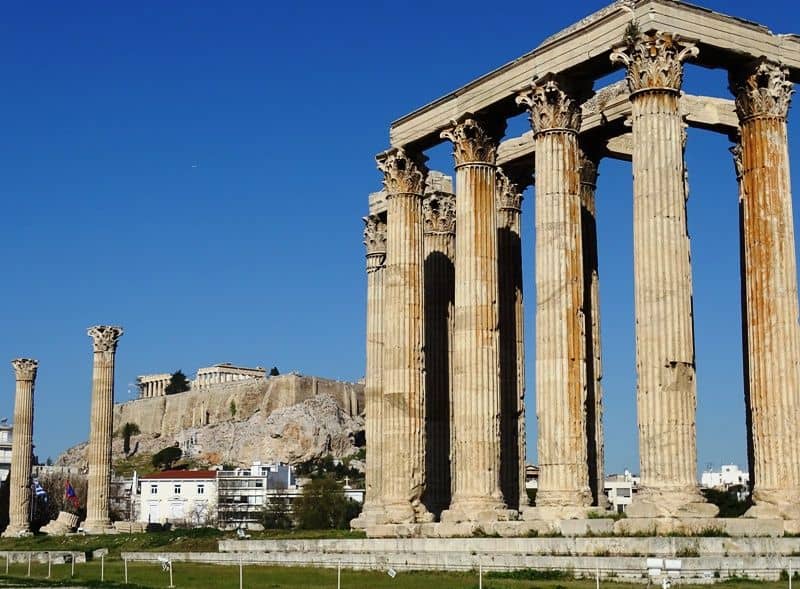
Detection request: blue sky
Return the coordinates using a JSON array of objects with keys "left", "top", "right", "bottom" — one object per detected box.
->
[{"left": 0, "top": 1, "right": 797, "bottom": 473}]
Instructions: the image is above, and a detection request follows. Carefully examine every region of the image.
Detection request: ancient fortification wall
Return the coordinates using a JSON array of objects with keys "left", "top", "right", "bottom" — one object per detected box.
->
[{"left": 113, "top": 374, "right": 363, "bottom": 437}]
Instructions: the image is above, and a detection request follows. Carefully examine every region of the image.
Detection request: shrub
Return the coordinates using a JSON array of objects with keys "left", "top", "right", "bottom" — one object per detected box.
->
[{"left": 152, "top": 446, "right": 183, "bottom": 470}]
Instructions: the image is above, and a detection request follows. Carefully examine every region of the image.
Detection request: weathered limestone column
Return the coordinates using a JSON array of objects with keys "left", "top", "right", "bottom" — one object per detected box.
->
[
  {"left": 611, "top": 31, "right": 715, "bottom": 517},
  {"left": 85, "top": 325, "right": 124, "bottom": 534},
  {"left": 517, "top": 76, "right": 593, "bottom": 515},
  {"left": 440, "top": 116, "right": 515, "bottom": 523},
  {"left": 3, "top": 359, "right": 38, "bottom": 538},
  {"left": 352, "top": 213, "right": 388, "bottom": 529},
  {"left": 729, "top": 60, "right": 800, "bottom": 522},
  {"left": 422, "top": 184, "right": 456, "bottom": 517},
  {"left": 496, "top": 168, "right": 528, "bottom": 511},
  {"left": 579, "top": 151, "right": 607, "bottom": 508},
  {"left": 376, "top": 149, "right": 432, "bottom": 524}
]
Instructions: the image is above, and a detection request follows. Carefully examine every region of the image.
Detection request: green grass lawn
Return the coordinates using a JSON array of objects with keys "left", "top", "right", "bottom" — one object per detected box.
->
[{"left": 0, "top": 561, "right": 794, "bottom": 589}]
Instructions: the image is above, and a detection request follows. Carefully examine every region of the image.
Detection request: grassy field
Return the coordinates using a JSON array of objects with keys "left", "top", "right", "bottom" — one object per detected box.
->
[{"left": 0, "top": 561, "right": 795, "bottom": 589}]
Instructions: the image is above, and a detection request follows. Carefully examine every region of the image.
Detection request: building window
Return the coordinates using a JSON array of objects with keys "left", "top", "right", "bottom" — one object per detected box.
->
[
  {"left": 150, "top": 485, "right": 158, "bottom": 495},
  {"left": 198, "top": 484, "right": 204, "bottom": 495},
  {"left": 174, "top": 484, "right": 182, "bottom": 495}
]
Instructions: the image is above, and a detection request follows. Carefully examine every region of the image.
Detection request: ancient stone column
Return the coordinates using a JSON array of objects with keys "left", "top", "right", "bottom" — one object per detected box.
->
[
  {"left": 352, "top": 213, "right": 388, "bottom": 529},
  {"left": 517, "top": 76, "right": 593, "bottom": 515},
  {"left": 422, "top": 183, "right": 456, "bottom": 517},
  {"left": 376, "top": 149, "right": 432, "bottom": 524},
  {"left": 579, "top": 151, "right": 607, "bottom": 508},
  {"left": 3, "top": 359, "right": 38, "bottom": 538},
  {"left": 496, "top": 168, "right": 528, "bottom": 511},
  {"left": 440, "top": 116, "right": 514, "bottom": 523},
  {"left": 611, "top": 31, "right": 715, "bottom": 517},
  {"left": 85, "top": 325, "right": 124, "bottom": 534},
  {"left": 729, "top": 60, "right": 800, "bottom": 521}
]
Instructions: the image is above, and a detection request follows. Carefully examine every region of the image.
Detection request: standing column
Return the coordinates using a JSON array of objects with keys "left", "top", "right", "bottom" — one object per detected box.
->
[
  {"left": 422, "top": 188, "right": 456, "bottom": 517},
  {"left": 496, "top": 168, "right": 528, "bottom": 511},
  {"left": 2, "top": 359, "right": 38, "bottom": 538},
  {"left": 377, "top": 148, "right": 432, "bottom": 524},
  {"left": 579, "top": 150, "right": 607, "bottom": 508},
  {"left": 352, "top": 213, "right": 388, "bottom": 529},
  {"left": 440, "top": 116, "right": 514, "bottom": 523},
  {"left": 517, "top": 76, "right": 593, "bottom": 514},
  {"left": 729, "top": 60, "right": 800, "bottom": 521},
  {"left": 85, "top": 325, "right": 124, "bottom": 534},
  {"left": 611, "top": 31, "right": 715, "bottom": 517}
]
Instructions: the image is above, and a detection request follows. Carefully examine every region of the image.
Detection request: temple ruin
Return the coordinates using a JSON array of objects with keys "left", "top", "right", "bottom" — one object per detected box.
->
[{"left": 356, "top": 0, "right": 800, "bottom": 537}]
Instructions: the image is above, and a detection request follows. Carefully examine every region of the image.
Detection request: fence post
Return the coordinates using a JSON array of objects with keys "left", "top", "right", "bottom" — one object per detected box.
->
[
  {"left": 27, "top": 553, "right": 31, "bottom": 577},
  {"left": 101, "top": 554, "right": 105, "bottom": 583},
  {"left": 169, "top": 560, "right": 174, "bottom": 588},
  {"left": 239, "top": 557, "right": 243, "bottom": 589},
  {"left": 5, "top": 553, "right": 8, "bottom": 575},
  {"left": 338, "top": 561, "right": 341, "bottom": 589},
  {"left": 478, "top": 559, "right": 482, "bottom": 589},
  {"left": 47, "top": 553, "right": 51, "bottom": 578},
  {"left": 71, "top": 554, "right": 75, "bottom": 578},
  {"left": 124, "top": 558, "right": 128, "bottom": 584}
]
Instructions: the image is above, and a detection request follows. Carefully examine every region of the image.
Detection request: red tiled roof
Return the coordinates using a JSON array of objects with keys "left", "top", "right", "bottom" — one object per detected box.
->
[{"left": 140, "top": 470, "right": 217, "bottom": 480}]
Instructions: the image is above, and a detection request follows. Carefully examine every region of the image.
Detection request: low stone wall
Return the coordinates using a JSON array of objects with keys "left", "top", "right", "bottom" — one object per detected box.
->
[{"left": 122, "top": 542, "right": 800, "bottom": 584}]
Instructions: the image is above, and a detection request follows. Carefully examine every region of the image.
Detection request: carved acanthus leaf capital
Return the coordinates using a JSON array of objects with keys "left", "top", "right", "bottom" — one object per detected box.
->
[
  {"left": 516, "top": 75, "right": 584, "bottom": 134},
  {"left": 376, "top": 148, "right": 428, "bottom": 196},
  {"left": 11, "top": 358, "right": 38, "bottom": 381},
  {"left": 496, "top": 168, "right": 526, "bottom": 212},
  {"left": 440, "top": 116, "right": 503, "bottom": 166},
  {"left": 610, "top": 31, "right": 698, "bottom": 94},
  {"left": 730, "top": 60, "right": 794, "bottom": 121},
  {"left": 88, "top": 325, "right": 124, "bottom": 353},
  {"left": 422, "top": 192, "right": 456, "bottom": 235},
  {"left": 363, "top": 214, "right": 387, "bottom": 256}
]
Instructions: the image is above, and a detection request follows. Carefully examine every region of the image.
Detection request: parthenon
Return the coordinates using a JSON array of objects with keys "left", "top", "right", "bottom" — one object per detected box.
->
[{"left": 356, "top": 0, "right": 800, "bottom": 537}]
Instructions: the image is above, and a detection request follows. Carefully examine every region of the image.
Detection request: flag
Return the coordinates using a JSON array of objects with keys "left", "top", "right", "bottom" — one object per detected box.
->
[
  {"left": 32, "top": 478, "right": 47, "bottom": 501},
  {"left": 65, "top": 481, "right": 80, "bottom": 508}
]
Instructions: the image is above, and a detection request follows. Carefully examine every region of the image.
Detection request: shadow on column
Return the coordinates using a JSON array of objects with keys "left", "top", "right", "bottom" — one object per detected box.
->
[
  {"left": 581, "top": 205, "right": 601, "bottom": 506},
  {"left": 739, "top": 199, "right": 755, "bottom": 494},
  {"left": 499, "top": 226, "right": 522, "bottom": 510},
  {"left": 424, "top": 251, "right": 454, "bottom": 518}
]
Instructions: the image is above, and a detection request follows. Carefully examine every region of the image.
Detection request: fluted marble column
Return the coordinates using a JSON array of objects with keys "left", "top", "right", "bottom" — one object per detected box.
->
[
  {"left": 729, "top": 60, "right": 800, "bottom": 521},
  {"left": 422, "top": 188, "right": 456, "bottom": 516},
  {"left": 352, "top": 213, "right": 388, "bottom": 529},
  {"left": 85, "top": 325, "right": 123, "bottom": 533},
  {"left": 517, "top": 76, "right": 592, "bottom": 513},
  {"left": 3, "top": 359, "right": 38, "bottom": 538},
  {"left": 377, "top": 149, "right": 432, "bottom": 524},
  {"left": 440, "top": 116, "right": 514, "bottom": 523},
  {"left": 579, "top": 151, "right": 607, "bottom": 508},
  {"left": 496, "top": 168, "right": 528, "bottom": 511},
  {"left": 611, "top": 31, "right": 715, "bottom": 517}
]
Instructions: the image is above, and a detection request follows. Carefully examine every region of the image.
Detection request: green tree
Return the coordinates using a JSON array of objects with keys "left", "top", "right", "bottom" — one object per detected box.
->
[
  {"left": 292, "top": 478, "right": 361, "bottom": 530},
  {"left": 121, "top": 422, "right": 141, "bottom": 455},
  {"left": 261, "top": 495, "right": 293, "bottom": 530},
  {"left": 269, "top": 367, "right": 280, "bottom": 376},
  {"left": 165, "top": 370, "right": 191, "bottom": 395},
  {"left": 229, "top": 400, "right": 237, "bottom": 417},
  {"left": 152, "top": 446, "right": 183, "bottom": 470}
]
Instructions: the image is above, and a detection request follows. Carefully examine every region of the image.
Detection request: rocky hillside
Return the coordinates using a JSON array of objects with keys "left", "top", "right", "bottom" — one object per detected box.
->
[{"left": 57, "top": 393, "right": 365, "bottom": 471}]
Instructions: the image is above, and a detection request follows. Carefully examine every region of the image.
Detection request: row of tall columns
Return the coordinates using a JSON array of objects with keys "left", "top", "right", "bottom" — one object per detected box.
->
[
  {"left": 2, "top": 359, "right": 38, "bottom": 538},
  {"left": 84, "top": 325, "right": 123, "bottom": 534},
  {"left": 140, "top": 379, "right": 168, "bottom": 398},
  {"left": 729, "top": 60, "right": 800, "bottom": 521}
]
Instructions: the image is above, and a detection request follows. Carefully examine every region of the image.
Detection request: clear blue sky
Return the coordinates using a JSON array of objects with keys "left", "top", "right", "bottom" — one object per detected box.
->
[{"left": 0, "top": 1, "right": 797, "bottom": 474}]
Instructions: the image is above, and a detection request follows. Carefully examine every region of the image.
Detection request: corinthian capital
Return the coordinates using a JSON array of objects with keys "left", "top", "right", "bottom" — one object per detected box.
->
[
  {"left": 88, "top": 325, "right": 124, "bottom": 353},
  {"left": 729, "top": 60, "right": 794, "bottom": 121},
  {"left": 11, "top": 358, "right": 38, "bottom": 381},
  {"left": 422, "top": 193, "right": 456, "bottom": 235},
  {"left": 496, "top": 168, "right": 527, "bottom": 213},
  {"left": 363, "top": 214, "right": 387, "bottom": 256},
  {"left": 376, "top": 148, "right": 428, "bottom": 196},
  {"left": 440, "top": 116, "right": 504, "bottom": 166},
  {"left": 516, "top": 74, "right": 585, "bottom": 134},
  {"left": 610, "top": 30, "right": 698, "bottom": 94}
]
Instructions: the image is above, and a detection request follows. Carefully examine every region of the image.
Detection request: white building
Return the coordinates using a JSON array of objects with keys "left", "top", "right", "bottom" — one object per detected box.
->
[
  {"left": 701, "top": 464, "right": 749, "bottom": 490},
  {"left": 0, "top": 422, "right": 12, "bottom": 483},
  {"left": 604, "top": 470, "right": 641, "bottom": 514},
  {"left": 137, "top": 470, "right": 217, "bottom": 526}
]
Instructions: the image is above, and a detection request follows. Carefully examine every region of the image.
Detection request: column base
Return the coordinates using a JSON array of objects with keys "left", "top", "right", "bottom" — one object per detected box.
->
[
  {"left": 626, "top": 487, "right": 718, "bottom": 519},
  {"left": 82, "top": 520, "right": 117, "bottom": 535},
  {"left": 1, "top": 526, "right": 32, "bottom": 538},
  {"left": 350, "top": 504, "right": 388, "bottom": 530},
  {"left": 440, "top": 496, "right": 517, "bottom": 524},
  {"left": 521, "top": 505, "right": 600, "bottom": 521},
  {"left": 747, "top": 488, "right": 800, "bottom": 522},
  {"left": 381, "top": 500, "right": 434, "bottom": 525},
  {"left": 534, "top": 488, "right": 594, "bottom": 510}
]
